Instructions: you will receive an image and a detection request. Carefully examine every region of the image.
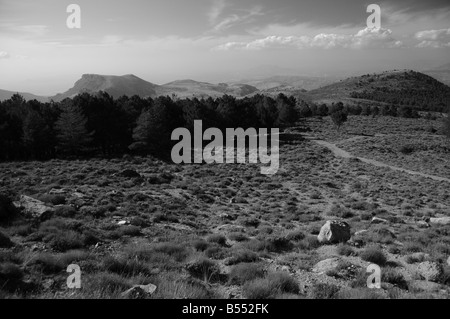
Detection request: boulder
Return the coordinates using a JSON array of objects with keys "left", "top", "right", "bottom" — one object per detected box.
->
[
  {"left": 16, "top": 195, "right": 54, "bottom": 220},
  {"left": 429, "top": 217, "right": 450, "bottom": 226},
  {"left": 417, "top": 261, "right": 443, "bottom": 282},
  {"left": 317, "top": 220, "right": 351, "bottom": 244},
  {"left": 312, "top": 257, "right": 341, "bottom": 274},
  {"left": 121, "top": 283, "right": 157, "bottom": 299}
]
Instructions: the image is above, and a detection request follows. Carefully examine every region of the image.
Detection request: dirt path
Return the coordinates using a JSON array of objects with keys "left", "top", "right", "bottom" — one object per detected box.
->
[{"left": 310, "top": 138, "right": 450, "bottom": 183}]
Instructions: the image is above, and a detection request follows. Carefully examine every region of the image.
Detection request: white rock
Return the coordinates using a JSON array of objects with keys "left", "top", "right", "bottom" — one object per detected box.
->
[
  {"left": 429, "top": 217, "right": 450, "bottom": 226},
  {"left": 371, "top": 217, "right": 388, "bottom": 224}
]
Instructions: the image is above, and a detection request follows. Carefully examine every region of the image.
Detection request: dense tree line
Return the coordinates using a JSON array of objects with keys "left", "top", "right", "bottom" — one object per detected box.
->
[{"left": 0, "top": 93, "right": 299, "bottom": 161}]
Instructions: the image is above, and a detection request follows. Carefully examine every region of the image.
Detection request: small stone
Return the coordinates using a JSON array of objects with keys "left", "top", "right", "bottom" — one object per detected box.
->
[
  {"left": 371, "top": 217, "right": 388, "bottom": 224},
  {"left": 121, "top": 284, "right": 157, "bottom": 299},
  {"left": 354, "top": 230, "right": 368, "bottom": 236},
  {"left": 417, "top": 221, "right": 430, "bottom": 228}
]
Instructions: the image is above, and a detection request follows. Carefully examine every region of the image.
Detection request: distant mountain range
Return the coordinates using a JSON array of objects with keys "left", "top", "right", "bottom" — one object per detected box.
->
[
  {"left": 48, "top": 74, "right": 261, "bottom": 102},
  {"left": 0, "top": 89, "right": 48, "bottom": 103},
  {"left": 1, "top": 68, "right": 449, "bottom": 112},
  {"left": 0, "top": 73, "right": 345, "bottom": 103}
]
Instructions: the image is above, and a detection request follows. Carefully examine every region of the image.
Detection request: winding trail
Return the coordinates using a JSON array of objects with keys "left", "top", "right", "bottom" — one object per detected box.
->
[{"left": 308, "top": 137, "right": 450, "bottom": 183}]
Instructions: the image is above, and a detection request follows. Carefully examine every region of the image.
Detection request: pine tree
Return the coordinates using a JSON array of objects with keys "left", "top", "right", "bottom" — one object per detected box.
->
[
  {"left": 22, "top": 110, "right": 51, "bottom": 158},
  {"left": 55, "top": 103, "right": 92, "bottom": 155},
  {"left": 330, "top": 110, "right": 348, "bottom": 131}
]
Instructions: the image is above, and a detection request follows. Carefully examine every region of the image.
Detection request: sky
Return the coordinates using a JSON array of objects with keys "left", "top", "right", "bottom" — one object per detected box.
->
[{"left": 0, "top": 0, "right": 450, "bottom": 95}]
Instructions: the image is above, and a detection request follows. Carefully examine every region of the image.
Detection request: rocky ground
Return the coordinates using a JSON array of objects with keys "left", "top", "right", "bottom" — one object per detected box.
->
[{"left": 0, "top": 115, "right": 449, "bottom": 299}]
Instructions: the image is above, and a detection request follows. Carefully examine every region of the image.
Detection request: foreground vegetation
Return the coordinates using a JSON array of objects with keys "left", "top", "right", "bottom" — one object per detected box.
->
[{"left": 1, "top": 114, "right": 449, "bottom": 299}]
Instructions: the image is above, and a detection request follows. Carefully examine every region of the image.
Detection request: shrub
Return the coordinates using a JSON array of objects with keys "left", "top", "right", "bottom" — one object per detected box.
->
[
  {"left": 0, "top": 262, "right": 24, "bottom": 280},
  {"left": 264, "top": 236, "right": 293, "bottom": 253},
  {"left": 310, "top": 283, "right": 340, "bottom": 299},
  {"left": 84, "top": 272, "right": 131, "bottom": 296},
  {"left": 207, "top": 234, "right": 227, "bottom": 246},
  {"left": 130, "top": 217, "right": 148, "bottom": 227},
  {"left": 382, "top": 267, "right": 408, "bottom": 290},
  {"left": 151, "top": 272, "right": 215, "bottom": 299},
  {"left": 338, "top": 287, "right": 384, "bottom": 299},
  {"left": 103, "top": 255, "right": 151, "bottom": 277},
  {"left": 266, "top": 272, "right": 300, "bottom": 294},
  {"left": 336, "top": 244, "right": 355, "bottom": 256},
  {"left": 242, "top": 272, "right": 300, "bottom": 299},
  {"left": 192, "top": 239, "right": 209, "bottom": 252},
  {"left": 360, "top": 246, "right": 387, "bottom": 266},
  {"left": 242, "top": 278, "right": 273, "bottom": 299},
  {"left": 48, "top": 230, "right": 85, "bottom": 252},
  {"left": 399, "top": 144, "right": 416, "bottom": 155},
  {"left": 32, "top": 253, "right": 65, "bottom": 274},
  {"left": 298, "top": 236, "right": 321, "bottom": 250},
  {"left": 58, "top": 250, "right": 91, "bottom": 265},
  {"left": 204, "top": 246, "right": 229, "bottom": 260},
  {"left": 285, "top": 230, "right": 305, "bottom": 242},
  {"left": 54, "top": 205, "right": 77, "bottom": 218},
  {"left": 328, "top": 205, "right": 354, "bottom": 218},
  {"left": 0, "top": 232, "right": 13, "bottom": 248},
  {"left": 226, "top": 249, "right": 259, "bottom": 266},
  {"left": 186, "top": 257, "right": 220, "bottom": 282},
  {"left": 110, "top": 225, "right": 142, "bottom": 239},
  {"left": 152, "top": 243, "right": 189, "bottom": 262},
  {"left": 228, "top": 232, "right": 249, "bottom": 242},
  {"left": 0, "top": 194, "right": 17, "bottom": 222},
  {"left": 229, "top": 263, "right": 265, "bottom": 285}
]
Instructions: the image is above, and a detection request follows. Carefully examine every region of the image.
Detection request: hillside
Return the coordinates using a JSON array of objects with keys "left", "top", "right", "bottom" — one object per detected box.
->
[
  {"left": 51, "top": 74, "right": 160, "bottom": 101},
  {"left": 50, "top": 75, "right": 259, "bottom": 101},
  {"left": 308, "top": 70, "right": 450, "bottom": 112},
  {"left": 0, "top": 89, "right": 48, "bottom": 103},
  {"left": 160, "top": 79, "right": 258, "bottom": 98},
  {"left": 234, "top": 75, "right": 340, "bottom": 91}
]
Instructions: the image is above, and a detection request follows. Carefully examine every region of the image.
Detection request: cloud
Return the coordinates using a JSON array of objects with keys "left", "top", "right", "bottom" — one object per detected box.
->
[
  {"left": 208, "top": 0, "right": 227, "bottom": 24},
  {"left": 211, "top": 6, "right": 263, "bottom": 33},
  {"left": 0, "top": 51, "right": 10, "bottom": 59},
  {"left": 214, "top": 27, "right": 403, "bottom": 50},
  {"left": 414, "top": 28, "right": 450, "bottom": 48}
]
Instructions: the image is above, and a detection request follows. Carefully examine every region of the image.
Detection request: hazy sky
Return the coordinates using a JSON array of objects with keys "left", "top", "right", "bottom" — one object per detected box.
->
[{"left": 1, "top": 0, "right": 449, "bottom": 95}]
